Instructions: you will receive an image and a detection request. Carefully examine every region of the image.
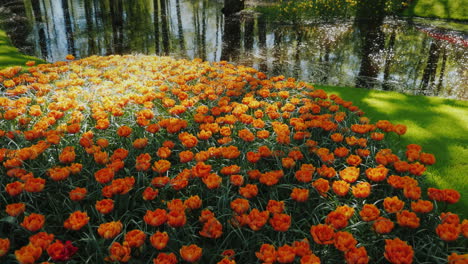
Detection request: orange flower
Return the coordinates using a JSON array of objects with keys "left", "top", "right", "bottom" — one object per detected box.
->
[
  {"left": 167, "top": 210, "right": 187, "bottom": 228},
  {"left": 351, "top": 182, "right": 371, "bottom": 198},
  {"left": 184, "top": 195, "right": 202, "bottom": 210},
  {"left": 312, "top": 178, "right": 330, "bottom": 196},
  {"left": 300, "top": 254, "right": 322, "bottom": 264},
  {"left": 179, "top": 132, "right": 198, "bottom": 148},
  {"left": 220, "top": 165, "right": 241, "bottom": 175},
  {"left": 335, "top": 205, "right": 355, "bottom": 220},
  {"left": 192, "top": 162, "right": 212, "bottom": 178},
  {"left": 133, "top": 138, "right": 148, "bottom": 149},
  {"left": 29, "top": 232, "right": 54, "bottom": 250},
  {"left": 15, "top": 244, "right": 42, "bottom": 264},
  {"left": 384, "top": 238, "right": 413, "bottom": 264},
  {"left": 248, "top": 209, "right": 269, "bottom": 231},
  {"left": 331, "top": 133, "right": 344, "bottom": 142},
  {"left": 239, "top": 184, "right": 258, "bottom": 199},
  {"left": 59, "top": 146, "right": 76, "bottom": 163},
  {"left": 117, "top": 125, "right": 132, "bottom": 137},
  {"left": 276, "top": 244, "right": 295, "bottom": 263},
  {"left": 281, "top": 157, "right": 296, "bottom": 169},
  {"left": 124, "top": 229, "right": 147, "bottom": 248},
  {"left": 334, "top": 231, "right": 357, "bottom": 252},
  {"left": 153, "top": 252, "right": 178, "bottom": 264},
  {"left": 21, "top": 213, "right": 45, "bottom": 232},
  {"left": 0, "top": 238, "right": 10, "bottom": 257},
  {"left": 373, "top": 217, "right": 394, "bottom": 234},
  {"left": 238, "top": 129, "right": 255, "bottom": 142},
  {"left": 448, "top": 252, "right": 468, "bottom": 264},
  {"left": 94, "top": 167, "right": 114, "bottom": 184},
  {"left": 411, "top": 200, "right": 433, "bottom": 213},
  {"left": 134, "top": 153, "right": 151, "bottom": 171},
  {"left": 64, "top": 211, "right": 89, "bottom": 230},
  {"left": 142, "top": 187, "right": 159, "bottom": 201},
  {"left": 310, "top": 224, "right": 335, "bottom": 245},
  {"left": 47, "top": 166, "right": 71, "bottom": 181},
  {"left": 179, "top": 150, "right": 194, "bottom": 163},
  {"left": 365, "top": 166, "right": 388, "bottom": 182},
  {"left": 269, "top": 213, "right": 291, "bottom": 232},
  {"left": 359, "top": 204, "right": 380, "bottom": 222},
  {"left": 266, "top": 200, "right": 285, "bottom": 214},
  {"left": 436, "top": 223, "right": 460, "bottom": 242},
  {"left": 444, "top": 189, "right": 461, "bottom": 204},
  {"left": 332, "top": 180, "right": 350, "bottom": 196},
  {"left": 180, "top": 244, "right": 203, "bottom": 263},
  {"left": 256, "top": 244, "right": 277, "bottom": 263},
  {"left": 150, "top": 231, "right": 169, "bottom": 250},
  {"left": 440, "top": 212, "right": 460, "bottom": 225},
  {"left": 97, "top": 221, "right": 123, "bottom": 239},
  {"left": 246, "top": 151, "right": 261, "bottom": 163},
  {"left": 200, "top": 218, "right": 223, "bottom": 239},
  {"left": 397, "top": 210, "right": 420, "bottom": 229},
  {"left": 339, "top": 167, "right": 360, "bottom": 183},
  {"left": 6, "top": 202, "right": 26, "bottom": 217},
  {"left": 345, "top": 247, "right": 369, "bottom": 264},
  {"left": 107, "top": 242, "right": 131, "bottom": 262},
  {"left": 326, "top": 211, "right": 348, "bottom": 230},
  {"left": 462, "top": 219, "right": 468, "bottom": 238},
  {"left": 346, "top": 155, "right": 362, "bottom": 166},
  {"left": 95, "top": 199, "right": 114, "bottom": 214},
  {"left": 152, "top": 159, "right": 171, "bottom": 174},
  {"left": 316, "top": 165, "right": 336, "bottom": 178},
  {"left": 292, "top": 239, "right": 312, "bottom": 257},
  {"left": 202, "top": 173, "right": 222, "bottom": 189},
  {"left": 69, "top": 187, "right": 87, "bottom": 201},
  {"left": 230, "top": 198, "right": 250, "bottom": 215},
  {"left": 291, "top": 188, "right": 309, "bottom": 202},
  {"left": 383, "top": 196, "right": 405, "bottom": 213},
  {"left": 144, "top": 209, "right": 167, "bottom": 227}
]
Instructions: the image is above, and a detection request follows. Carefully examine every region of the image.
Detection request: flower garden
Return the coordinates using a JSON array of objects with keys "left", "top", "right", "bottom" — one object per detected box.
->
[{"left": 0, "top": 54, "right": 466, "bottom": 263}]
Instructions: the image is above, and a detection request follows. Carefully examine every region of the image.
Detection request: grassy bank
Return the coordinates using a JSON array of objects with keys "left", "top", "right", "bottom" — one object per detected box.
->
[
  {"left": 0, "top": 28, "right": 44, "bottom": 69},
  {"left": 404, "top": 0, "right": 468, "bottom": 20},
  {"left": 318, "top": 85, "right": 468, "bottom": 217}
]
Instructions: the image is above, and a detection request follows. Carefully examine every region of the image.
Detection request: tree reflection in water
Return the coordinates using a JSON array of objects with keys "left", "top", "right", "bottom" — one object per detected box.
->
[{"left": 3, "top": 0, "right": 467, "bottom": 99}]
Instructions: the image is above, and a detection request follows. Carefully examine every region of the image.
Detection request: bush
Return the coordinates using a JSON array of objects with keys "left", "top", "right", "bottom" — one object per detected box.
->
[{"left": 0, "top": 55, "right": 466, "bottom": 263}]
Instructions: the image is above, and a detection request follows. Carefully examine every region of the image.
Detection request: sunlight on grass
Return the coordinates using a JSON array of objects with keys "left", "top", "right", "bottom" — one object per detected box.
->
[{"left": 0, "top": 29, "right": 44, "bottom": 69}]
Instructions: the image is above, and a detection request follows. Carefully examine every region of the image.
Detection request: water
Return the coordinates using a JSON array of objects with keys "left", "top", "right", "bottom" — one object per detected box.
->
[{"left": 5, "top": 0, "right": 468, "bottom": 100}]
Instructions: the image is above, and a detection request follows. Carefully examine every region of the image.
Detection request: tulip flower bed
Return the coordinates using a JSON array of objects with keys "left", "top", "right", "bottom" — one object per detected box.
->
[{"left": 0, "top": 54, "right": 466, "bottom": 264}]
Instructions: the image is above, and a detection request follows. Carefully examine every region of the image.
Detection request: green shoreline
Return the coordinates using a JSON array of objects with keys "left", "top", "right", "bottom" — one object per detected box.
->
[{"left": 1, "top": 28, "right": 467, "bottom": 218}]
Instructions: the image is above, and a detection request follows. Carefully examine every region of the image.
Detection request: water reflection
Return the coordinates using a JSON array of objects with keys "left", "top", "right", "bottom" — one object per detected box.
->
[{"left": 6, "top": 0, "right": 468, "bottom": 99}]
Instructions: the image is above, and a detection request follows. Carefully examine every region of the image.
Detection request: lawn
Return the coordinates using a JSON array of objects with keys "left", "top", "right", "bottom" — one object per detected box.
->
[
  {"left": 404, "top": 0, "right": 468, "bottom": 20},
  {"left": 318, "top": 85, "right": 468, "bottom": 218},
  {"left": 0, "top": 28, "right": 44, "bottom": 69}
]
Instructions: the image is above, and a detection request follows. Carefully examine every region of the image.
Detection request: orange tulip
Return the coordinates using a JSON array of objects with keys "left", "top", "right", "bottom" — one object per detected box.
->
[
  {"left": 64, "top": 211, "right": 89, "bottom": 230},
  {"left": 150, "top": 231, "right": 169, "bottom": 250},
  {"left": 21, "top": 213, "right": 45, "bottom": 232},
  {"left": 180, "top": 244, "right": 203, "bottom": 262},
  {"left": 310, "top": 224, "right": 335, "bottom": 245},
  {"left": 0, "top": 238, "right": 10, "bottom": 257},
  {"left": 384, "top": 238, "right": 413, "bottom": 264},
  {"left": 97, "top": 221, "right": 123, "bottom": 239},
  {"left": 124, "top": 229, "right": 146, "bottom": 248}
]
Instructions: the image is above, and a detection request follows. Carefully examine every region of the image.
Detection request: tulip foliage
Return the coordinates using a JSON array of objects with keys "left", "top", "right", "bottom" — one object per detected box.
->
[{"left": 0, "top": 55, "right": 466, "bottom": 263}]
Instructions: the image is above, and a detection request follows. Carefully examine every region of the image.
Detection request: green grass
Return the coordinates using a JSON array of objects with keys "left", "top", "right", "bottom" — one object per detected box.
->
[
  {"left": 317, "top": 85, "right": 468, "bottom": 218},
  {"left": 404, "top": 0, "right": 468, "bottom": 20},
  {"left": 0, "top": 28, "right": 44, "bottom": 69}
]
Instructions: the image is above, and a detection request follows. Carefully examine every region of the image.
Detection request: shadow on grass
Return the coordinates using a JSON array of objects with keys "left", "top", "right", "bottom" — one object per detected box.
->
[{"left": 318, "top": 85, "right": 468, "bottom": 218}]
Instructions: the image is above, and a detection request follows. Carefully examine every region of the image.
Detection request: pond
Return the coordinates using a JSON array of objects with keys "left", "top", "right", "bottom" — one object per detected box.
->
[{"left": 5, "top": 0, "right": 468, "bottom": 100}]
